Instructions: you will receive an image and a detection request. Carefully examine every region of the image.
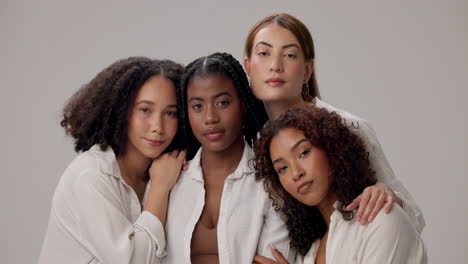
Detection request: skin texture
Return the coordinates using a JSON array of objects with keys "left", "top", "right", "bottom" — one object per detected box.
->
[
  {"left": 187, "top": 74, "right": 244, "bottom": 155},
  {"left": 270, "top": 128, "right": 334, "bottom": 211},
  {"left": 244, "top": 24, "right": 313, "bottom": 120}
]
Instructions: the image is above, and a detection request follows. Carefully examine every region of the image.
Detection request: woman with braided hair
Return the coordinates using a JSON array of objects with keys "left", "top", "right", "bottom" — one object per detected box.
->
[
  {"left": 162, "top": 52, "right": 294, "bottom": 264},
  {"left": 39, "top": 57, "right": 186, "bottom": 264}
]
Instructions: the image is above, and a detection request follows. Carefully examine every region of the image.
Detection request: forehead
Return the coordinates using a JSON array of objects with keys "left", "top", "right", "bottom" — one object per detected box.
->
[
  {"left": 187, "top": 74, "right": 238, "bottom": 98},
  {"left": 270, "top": 127, "right": 307, "bottom": 155},
  {"left": 253, "top": 24, "right": 300, "bottom": 47},
  {"left": 135, "top": 75, "right": 176, "bottom": 100}
]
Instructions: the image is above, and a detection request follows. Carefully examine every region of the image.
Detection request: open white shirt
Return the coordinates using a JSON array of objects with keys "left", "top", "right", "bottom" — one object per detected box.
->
[
  {"left": 296, "top": 203, "right": 427, "bottom": 264},
  {"left": 162, "top": 143, "right": 293, "bottom": 264},
  {"left": 314, "top": 98, "right": 425, "bottom": 233},
  {"left": 39, "top": 145, "right": 165, "bottom": 264}
]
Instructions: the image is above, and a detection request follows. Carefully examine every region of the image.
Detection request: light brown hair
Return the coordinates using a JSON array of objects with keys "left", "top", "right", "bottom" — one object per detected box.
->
[{"left": 244, "top": 13, "right": 320, "bottom": 100}]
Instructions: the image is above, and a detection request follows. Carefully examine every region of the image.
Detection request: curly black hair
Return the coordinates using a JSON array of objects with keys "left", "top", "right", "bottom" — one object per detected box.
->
[
  {"left": 178, "top": 52, "right": 268, "bottom": 160},
  {"left": 61, "top": 57, "right": 184, "bottom": 155},
  {"left": 253, "top": 104, "right": 377, "bottom": 253}
]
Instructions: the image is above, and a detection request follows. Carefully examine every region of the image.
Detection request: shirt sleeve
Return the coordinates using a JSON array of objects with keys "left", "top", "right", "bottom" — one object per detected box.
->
[
  {"left": 359, "top": 206, "right": 427, "bottom": 264},
  {"left": 256, "top": 199, "right": 296, "bottom": 263},
  {"left": 354, "top": 119, "right": 426, "bottom": 233},
  {"left": 56, "top": 168, "right": 166, "bottom": 264}
]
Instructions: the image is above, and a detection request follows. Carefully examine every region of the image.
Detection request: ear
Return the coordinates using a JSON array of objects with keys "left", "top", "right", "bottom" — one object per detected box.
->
[
  {"left": 304, "top": 59, "right": 314, "bottom": 84},
  {"left": 243, "top": 57, "right": 251, "bottom": 77}
]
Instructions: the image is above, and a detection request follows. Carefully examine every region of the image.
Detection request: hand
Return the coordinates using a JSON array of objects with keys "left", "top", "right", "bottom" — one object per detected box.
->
[
  {"left": 148, "top": 149, "right": 186, "bottom": 192},
  {"left": 253, "top": 247, "right": 289, "bottom": 264},
  {"left": 346, "top": 182, "right": 403, "bottom": 225}
]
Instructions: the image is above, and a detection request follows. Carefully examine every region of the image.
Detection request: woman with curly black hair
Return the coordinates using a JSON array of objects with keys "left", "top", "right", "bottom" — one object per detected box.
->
[
  {"left": 162, "top": 52, "right": 294, "bottom": 264},
  {"left": 253, "top": 105, "right": 426, "bottom": 264},
  {"left": 39, "top": 57, "right": 186, "bottom": 264}
]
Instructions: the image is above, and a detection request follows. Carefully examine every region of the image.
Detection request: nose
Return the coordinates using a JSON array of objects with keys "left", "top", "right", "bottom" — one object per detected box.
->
[
  {"left": 204, "top": 105, "right": 219, "bottom": 125},
  {"left": 151, "top": 114, "right": 165, "bottom": 135},
  {"left": 291, "top": 162, "right": 305, "bottom": 181},
  {"left": 269, "top": 55, "right": 283, "bottom": 73}
]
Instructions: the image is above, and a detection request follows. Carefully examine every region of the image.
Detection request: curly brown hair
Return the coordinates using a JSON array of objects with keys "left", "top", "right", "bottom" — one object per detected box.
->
[
  {"left": 253, "top": 104, "right": 377, "bottom": 253},
  {"left": 60, "top": 57, "right": 184, "bottom": 155}
]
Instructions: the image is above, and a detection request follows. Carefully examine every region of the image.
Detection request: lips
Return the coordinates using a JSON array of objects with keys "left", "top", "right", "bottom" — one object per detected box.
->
[
  {"left": 265, "top": 77, "right": 285, "bottom": 87},
  {"left": 145, "top": 138, "right": 165, "bottom": 147},
  {"left": 297, "top": 180, "right": 313, "bottom": 194},
  {"left": 203, "top": 128, "right": 225, "bottom": 141}
]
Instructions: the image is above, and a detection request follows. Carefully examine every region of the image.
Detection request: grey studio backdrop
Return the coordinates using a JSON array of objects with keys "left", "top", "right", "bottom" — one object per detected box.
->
[{"left": 2, "top": 0, "right": 467, "bottom": 263}]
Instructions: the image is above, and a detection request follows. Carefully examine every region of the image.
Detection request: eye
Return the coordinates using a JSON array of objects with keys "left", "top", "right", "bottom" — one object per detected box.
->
[
  {"left": 139, "top": 107, "right": 151, "bottom": 114},
  {"left": 285, "top": 53, "right": 297, "bottom": 58},
  {"left": 299, "top": 149, "right": 311, "bottom": 158},
  {"left": 216, "top": 99, "right": 230, "bottom": 108},
  {"left": 165, "top": 111, "right": 178, "bottom": 118},
  {"left": 276, "top": 165, "right": 288, "bottom": 175},
  {"left": 257, "top": 51, "right": 269, "bottom": 56},
  {"left": 191, "top": 103, "right": 203, "bottom": 111}
]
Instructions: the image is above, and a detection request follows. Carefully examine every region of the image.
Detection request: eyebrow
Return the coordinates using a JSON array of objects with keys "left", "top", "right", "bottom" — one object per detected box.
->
[
  {"left": 189, "top": 92, "right": 232, "bottom": 102},
  {"left": 135, "top": 100, "right": 176, "bottom": 109},
  {"left": 255, "top": 41, "right": 300, "bottom": 50},
  {"left": 271, "top": 138, "right": 309, "bottom": 165}
]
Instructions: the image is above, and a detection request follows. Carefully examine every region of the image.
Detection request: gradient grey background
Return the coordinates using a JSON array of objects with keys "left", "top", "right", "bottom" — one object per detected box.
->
[{"left": 3, "top": 0, "right": 467, "bottom": 263}]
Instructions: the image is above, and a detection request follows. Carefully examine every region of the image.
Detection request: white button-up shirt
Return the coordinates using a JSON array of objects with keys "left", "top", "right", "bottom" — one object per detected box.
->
[
  {"left": 162, "top": 143, "right": 293, "bottom": 264},
  {"left": 296, "top": 203, "right": 427, "bottom": 263},
  {"left": 39, "top": 145, "right": 166, "bottom": 264},
  {"left": 315, "top": 98, "right": 425, "bottom": 233}
]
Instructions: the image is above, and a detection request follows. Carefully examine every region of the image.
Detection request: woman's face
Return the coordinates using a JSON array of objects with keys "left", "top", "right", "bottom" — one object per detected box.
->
[
  {"left": 244, "top": 24, "right": 313, "bottom": 103},
  {"left": 269, "top": 127, "right": 331, "bottom": 207},
  {"left": 127, "top": 76, "right": 178, "bottom": 160},
  {"left": 187, "top": 74, "right": 244, "bottom": 153}
]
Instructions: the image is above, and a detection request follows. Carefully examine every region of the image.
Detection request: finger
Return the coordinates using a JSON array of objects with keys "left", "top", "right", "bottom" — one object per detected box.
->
[
  {"left": 271, "top": 247, "right": 288, "bottom": 263},
  {"left": 177, "top": 149, "right": 187, "bottom": 162},
  {"left": 171, "top": 150, "right": 180, "bottom": 158},
  {"left": 346, "top": 194, "right": 362, "bottom": 211},
  {"left": 356, "top": 189, "right": 371, "bottom": 223},
  {"left": 253, "top": 255, "right": 275, "bottom": 264},
  {"left": 384, "top": 193, "right": 394, "bottom": 214},
  {"left": 368, "top": 193, "right": 386, "bottom": 222},
  {"left": 361, "top": 189, "right": 380, "bottom": 224}
]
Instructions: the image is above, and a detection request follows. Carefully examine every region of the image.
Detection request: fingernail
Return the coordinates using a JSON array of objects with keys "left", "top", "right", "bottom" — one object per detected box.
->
[{"left": 368, "top": 216, "right": 373, "bottom": 222}]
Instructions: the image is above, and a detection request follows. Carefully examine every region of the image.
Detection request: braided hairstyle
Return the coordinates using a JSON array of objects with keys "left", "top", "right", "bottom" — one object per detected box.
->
[
  {"left": 179, "top": 52, "right": 268, "bottom": 159},
  {"left": 61, "top": 57, "right": 184, "bottom": 155}
]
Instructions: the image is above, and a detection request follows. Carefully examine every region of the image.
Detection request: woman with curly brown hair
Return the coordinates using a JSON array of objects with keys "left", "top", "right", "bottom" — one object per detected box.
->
[
  {"left": 253, "top": 105, "right": 426, "bottom": 264},
  {"left": 243, "top": 13, "right": 424, "bottom": 232},
  {"left": 39, "top": 57, "right": 186, "bottom": 264}
]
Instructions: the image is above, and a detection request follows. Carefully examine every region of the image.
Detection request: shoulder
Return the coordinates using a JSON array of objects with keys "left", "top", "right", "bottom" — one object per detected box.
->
[
  {"left": 365, "top": 205, "right": 419, "bottom": 241},
  {"left": 58, "top": 146, "right": 119, "bottom": 193}
]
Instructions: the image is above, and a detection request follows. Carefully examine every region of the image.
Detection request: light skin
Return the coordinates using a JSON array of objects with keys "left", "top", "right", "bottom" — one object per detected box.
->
[
  {"left": 187, "top": 74, "right": 245, "bottom": 242},
  {"left": 244, "top": 23, "right": 401, "bottom": 228},
  {"left": 117, "top": 75, "right": 186, "bottom": 226}
]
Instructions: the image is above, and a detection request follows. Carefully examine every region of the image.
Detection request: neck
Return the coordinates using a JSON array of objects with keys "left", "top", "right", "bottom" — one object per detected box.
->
[
  {"left": 317, "top": 193, "right": 337, "bottom": 228},
  {"left": 200, "top": 136, "right": 245, "bottom": 182},
  {"left": 116, "top": 148, "right": 151, "bottom": 185},
  {"left": 263, "top": 96, "right": 305, "bottom": 120}
]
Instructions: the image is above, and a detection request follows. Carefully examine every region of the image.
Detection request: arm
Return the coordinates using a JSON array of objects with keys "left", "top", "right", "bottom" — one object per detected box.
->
[
  {"left": 256, "top": 199, "right": 295, "bottom": 264},
  {"left": 354, "top": 119, "right": 425, "bottom": 233},
  {"left": 68, "top": 168, "right": 166, "bottom": 264},
  {"left": 359, "top": 206, "right": 427, "bottom": 264}
]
